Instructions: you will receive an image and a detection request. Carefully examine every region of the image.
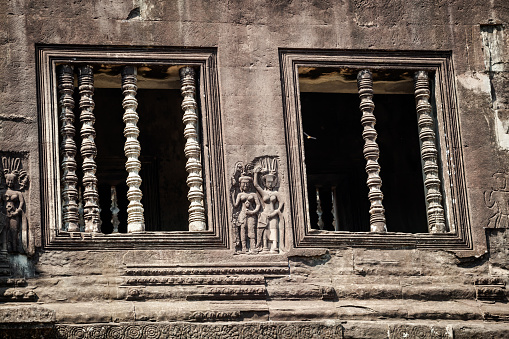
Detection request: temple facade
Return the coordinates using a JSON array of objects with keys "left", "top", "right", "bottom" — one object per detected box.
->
[{"left": 0, "top": 0, "right": 508, "bottom": 337}]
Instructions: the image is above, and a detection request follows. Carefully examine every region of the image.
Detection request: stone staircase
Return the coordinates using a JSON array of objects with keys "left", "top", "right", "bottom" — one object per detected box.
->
[{"left": 121, "top": 261, "right": 289, "bottom": 301}]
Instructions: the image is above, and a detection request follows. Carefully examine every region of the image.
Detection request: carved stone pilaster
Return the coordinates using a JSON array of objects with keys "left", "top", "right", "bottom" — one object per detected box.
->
[
  {"left": 78, "top": 65, "right": 101, "bottom": 233},
  {"left": 414, "top": 71, "right": 446, "bottom": 233},
  {"left": 179, "top": 67, "right": 206, "bottom": 231},
  {"left": 122, "top": 66, "right": 145, "bottom": 233},
  {"left": 357, "top": 70, "right": 387, "bottom": 233},
  {"left": 57, "top": 65, "right": 79, "bottom": 232}
]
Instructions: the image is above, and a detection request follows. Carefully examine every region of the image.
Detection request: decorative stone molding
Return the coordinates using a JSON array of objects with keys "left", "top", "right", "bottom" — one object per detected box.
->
[
  {"left": 414, "top": 71, "right": 446, "bottom": 233},
  {"left": 189, "top": 310, "right": 241, "bottom": 322},
  {"left": 124, "top": 265, "right": 289, "bottom": 277},
  {"left": 78, "top": 65, "right": 101, "bottom": 233},
  {"left": 357, "top": 69, "right": 386, "bottom": 233},
  {"left": 180, "top": 66, "right": 207, "bottom": 232},
  {"left": 54, "top": 322, "right": 344, "bottom": 339},
  {"left": 124, "top": 275, "right": 266, "bottom": 286},
  {"left": 122, "top": 66, "right": 145, "bottom": 233}
]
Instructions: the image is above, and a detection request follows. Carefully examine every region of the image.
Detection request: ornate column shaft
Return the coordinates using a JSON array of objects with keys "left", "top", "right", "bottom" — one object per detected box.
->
[
  {"left": 357, "top": 69, "right": 387, "bottom": 233},
  {"left": 78, "top": 65, "right": 101, "bottom": 233},
  {"left": 122, "top": 66, "right": 145, "bottom": 233},
  {"left": 414, "top": 71, "right": 446, "bottom": 233},
  {"left": 179, "top": 67, "right": 206, "bottom": 231},
  {"left": 57, "top": 64, "right": 79, "bottom": 232}
]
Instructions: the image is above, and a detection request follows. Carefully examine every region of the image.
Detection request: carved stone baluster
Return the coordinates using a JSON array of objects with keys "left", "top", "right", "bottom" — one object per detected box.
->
[
  {"left": 122, "top": 66, "right": 145, "bottom": 233},
  {"left": 414, "top": 71, "right": 446, "bottom": 233},
  {"left": 78, "top": 65, "right": 101, "bottom": 233},
  {"left": 110, "top": 186, "right": 120, "bottom": 233},
  {"left": 57, "top": 65, "right": 79, "bottom": 232},
  {"left": 357, "top": 69, "right": 387, "bottom": 233},
  {"left": 331, "top": 186, "right": 339, "bottom": 231},
  {"left": 316, "top": 186, "right": 324, "bottom": 230},
  {"left": 78, "top": 187, "right": 85, "bottom": 232},
  {"left": 179, "top": 67, "right": 206, "bottom": 231}
]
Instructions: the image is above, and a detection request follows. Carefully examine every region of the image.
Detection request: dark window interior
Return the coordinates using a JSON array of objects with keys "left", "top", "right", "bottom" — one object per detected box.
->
[
  {"left": 73, "top": 88, "right": 190, "bottom": 232},
  {"left": 301, "top": 91, "right": 428, "bottom": 233}
]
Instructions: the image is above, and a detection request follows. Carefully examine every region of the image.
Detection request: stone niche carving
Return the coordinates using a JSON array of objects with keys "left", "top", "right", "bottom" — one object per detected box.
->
[
  {"left": 484, "top": 172, "right": 509, "bottom": 228},
  {"left": 230, "top": 156, "right": 286, "bottom": 254},
  {"left": 0, "top": 156, "right": 33, "bottom": 255}
]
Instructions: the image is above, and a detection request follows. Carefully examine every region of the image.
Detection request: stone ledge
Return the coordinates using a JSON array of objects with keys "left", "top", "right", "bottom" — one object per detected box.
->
[{"left": 10, "top": 299, "right": 509, "bottom": 324}]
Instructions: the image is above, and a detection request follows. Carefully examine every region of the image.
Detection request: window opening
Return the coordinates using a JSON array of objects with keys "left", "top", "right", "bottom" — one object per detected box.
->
[
  {"left": 299, "top": 67, "right": 445, "bottom": 233},
  {"left": 57, "top": 64, "right": 206, "bottom": 233}
]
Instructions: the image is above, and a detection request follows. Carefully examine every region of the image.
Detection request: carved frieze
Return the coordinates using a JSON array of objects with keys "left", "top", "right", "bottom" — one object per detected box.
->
[
  {"left": 230, "top": 156, "right": 286, "bottom": 254},
  {"left": 55, "top": 322, "right": 344, "bottom": 339}
]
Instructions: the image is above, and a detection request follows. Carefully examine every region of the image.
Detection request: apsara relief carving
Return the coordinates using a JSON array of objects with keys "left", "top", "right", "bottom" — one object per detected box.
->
[
  {"left": 484, "top": 172, "right": 509, "bottom": 228},
  {"left": 231, "top": 156, "right": 286, "bottom": 254},
  {"left": 0, "top": 156, "right": 33, "bottom": 255}
]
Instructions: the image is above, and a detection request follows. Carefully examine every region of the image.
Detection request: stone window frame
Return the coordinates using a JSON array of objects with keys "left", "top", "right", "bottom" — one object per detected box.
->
[
  {"left": 36, "top": 45, "right": 229, "bottom": 250},
  {"left": 279, "top": 49, "right": 486, "bottom": 256}
]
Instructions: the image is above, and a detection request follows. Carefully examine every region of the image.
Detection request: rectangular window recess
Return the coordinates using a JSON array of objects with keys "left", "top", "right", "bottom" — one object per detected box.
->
[
  {"left": 37, "top": 45, "right": 228, "bottom": 250},
  {"left": 279, "top": 49, "right": 486, "bottom": 255}
]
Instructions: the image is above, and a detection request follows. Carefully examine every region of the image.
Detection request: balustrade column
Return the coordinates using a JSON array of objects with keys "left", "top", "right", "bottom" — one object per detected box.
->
[
  {"left": 331, "top": 186, "right": 339, "bottom": 231},
  {"left": 316, "top": 186, "right": 324, "bottom": 230},
  {"left": 122, "top": 66, "right": 145, "bottom": 233},
  {"left": 110, "top": 186, "right": 120, "bottom": 233},
  {"left": 414, "top": 71, "right": 446, "bottom": 233},
  {"left": 179, "top": 67, "right": 206, "bottom": 231},
  {"left": 57, "top": 65, "right": 79, "bottom": 232},
  {"left": 78, "top": 65, "right": 101, "bottom": 233},
  {"left": 357, "top": 69, "right": 387, "bottom": 233}
]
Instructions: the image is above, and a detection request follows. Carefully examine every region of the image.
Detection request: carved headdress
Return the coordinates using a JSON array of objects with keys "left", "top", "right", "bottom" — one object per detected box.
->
[{"left": 2, "top": 157, "right": 28, "bottom": 190}]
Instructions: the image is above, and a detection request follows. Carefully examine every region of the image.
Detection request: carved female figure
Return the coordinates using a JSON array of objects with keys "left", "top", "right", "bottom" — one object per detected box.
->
[
  {"left": 232, "top": 175, "right": 260, "bottom": 253},
  {"left": 254, "top": 165, "right": 284, "bottom": 253},
  {"left": 485, "top": 172, "right": 509, "bottom": 228},
  {"left": 0, "top": 158, "right": 28, "bottom": 254}
]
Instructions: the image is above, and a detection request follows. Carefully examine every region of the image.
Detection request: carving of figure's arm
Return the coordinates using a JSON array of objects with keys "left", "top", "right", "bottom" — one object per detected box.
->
[
  {"left": 268, "top": 194, "right": 284, "bottom": 218},
  {"left": 232, "top": 191, "right": 241, "bottom": 208},
  {"left": 484, "top": 190, "right": 495, "bottom": 208},
  {"left": 253, "top": 168, "right": 264, "bottom": 197},
  {"left": 13, "top": 191, "right": 24, "bottom": 216},
  {"left": 248, "top": 194, "right": 261, "bottom": 215}
]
